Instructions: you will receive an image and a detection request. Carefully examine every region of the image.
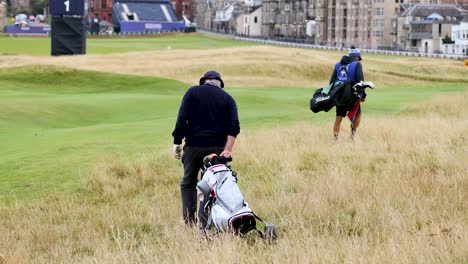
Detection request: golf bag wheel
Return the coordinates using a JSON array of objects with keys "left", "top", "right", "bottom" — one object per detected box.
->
[{"left": 263, "top": 224, "right": 277, "bottom": 241}]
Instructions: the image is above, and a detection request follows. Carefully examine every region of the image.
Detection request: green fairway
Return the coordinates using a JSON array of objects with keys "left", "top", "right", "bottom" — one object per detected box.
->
[
  {"left": 0, "top": 65, "right": 310, "bottom": 200},
  {"left": 0, "top": 64, "right": 466, "bottom": 202},
  {"left": 0, "top": 33, "right": 254, "bottom": 55}
]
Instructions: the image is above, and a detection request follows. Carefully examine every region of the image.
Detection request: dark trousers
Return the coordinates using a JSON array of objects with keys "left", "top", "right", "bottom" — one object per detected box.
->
[{"left": 180, "top": 146, "right": 224, "bottom": 227}]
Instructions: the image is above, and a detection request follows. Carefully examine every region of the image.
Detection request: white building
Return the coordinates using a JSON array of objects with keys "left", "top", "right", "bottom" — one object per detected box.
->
[
  {"left": 443, "top": 16, "right": 468, "bottom": 55},
  {"left": 212, "top": 1, "right": 236, "bottom": 33},
  {"left": 236, "top": 5, "right": 262, "bottom": 36},
  {"left": 399, "top": 4, "right": 466, "bottom": 53}
]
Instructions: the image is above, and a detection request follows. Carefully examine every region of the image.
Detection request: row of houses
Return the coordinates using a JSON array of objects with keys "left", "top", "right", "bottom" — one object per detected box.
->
[
  {"left": 192, "top": 0, "right": 468, "bottom": 55},
  {"left": 64, "top": 0, "right": 468, "bottom": 55},
  {"left": 3, "top": 0, "right": 468, "bottom": 55}
]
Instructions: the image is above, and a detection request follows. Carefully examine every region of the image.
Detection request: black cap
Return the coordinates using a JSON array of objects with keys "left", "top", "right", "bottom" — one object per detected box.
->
[{"left": 199, "top": 70, "right": 224, "bottom": 88}]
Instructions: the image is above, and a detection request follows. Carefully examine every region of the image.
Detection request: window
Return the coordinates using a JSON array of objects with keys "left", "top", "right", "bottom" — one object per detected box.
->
[
  {"left": 354, "top": 31, "right": 358, "bottom": 38},
  {"left": 102, "top": 0, "right": 107, "bottom": 8},
  {"left": 373, "top": 31, "right": 383, "bottom": 38},
  {"left": 374, "top": 8, "right": 384, "bottom": 16},
  {"left": 374, "top": 19, "right": 384, "bottom": 27},
  {"left": 254, "top": 16, "right": 257, "bottom": 23}
]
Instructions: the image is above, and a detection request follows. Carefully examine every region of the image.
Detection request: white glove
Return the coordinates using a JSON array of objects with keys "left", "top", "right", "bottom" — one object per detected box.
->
[{"left": 172, "top": 144, "right": 182, "bottom": 159}]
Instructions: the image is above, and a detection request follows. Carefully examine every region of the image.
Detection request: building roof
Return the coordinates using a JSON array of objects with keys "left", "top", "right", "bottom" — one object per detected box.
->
[
  {"left": 402, "top": 4, "right": 466, "bottom": 18},
  {"left": 249, "top": 5, "right": 261, "bottom": 14}
]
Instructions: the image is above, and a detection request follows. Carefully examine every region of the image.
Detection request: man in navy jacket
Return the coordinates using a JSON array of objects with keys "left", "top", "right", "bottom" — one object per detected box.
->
[{"left": 172, "top": 70, "right": 240, "bottom": 227}]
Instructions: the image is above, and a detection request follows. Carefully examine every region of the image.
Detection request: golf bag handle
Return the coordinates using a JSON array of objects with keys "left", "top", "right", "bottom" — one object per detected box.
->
[{"left": 203, "top": 154, "right": 232, "bottom": 167}]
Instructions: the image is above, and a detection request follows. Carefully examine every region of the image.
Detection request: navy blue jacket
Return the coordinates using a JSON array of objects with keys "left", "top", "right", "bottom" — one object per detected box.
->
[{"left": 172, "top": 83, "right": 240, "bottom": 147}]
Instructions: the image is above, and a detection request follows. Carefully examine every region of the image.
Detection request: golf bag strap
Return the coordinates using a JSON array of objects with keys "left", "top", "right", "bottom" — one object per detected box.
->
[
  {"left": 216, "top": 196, "right": 245, "bottom": 214},
  {"left": 213, "top": 171, "right": 245, "bottom": 214},
  {"left": 252, "top": 212, "right": 264, "bottom": 223},
  {"left": 207, "top": 212, "right": 213, "bottom": 229}
]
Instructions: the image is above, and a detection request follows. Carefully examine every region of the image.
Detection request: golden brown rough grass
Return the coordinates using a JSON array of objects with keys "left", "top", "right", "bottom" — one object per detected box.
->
[
  {"left": 0, "top": 91, "right": 466, "bottom": 263},
  {"left": 1, "top": 45, "right": 467, "bottom": 88}
]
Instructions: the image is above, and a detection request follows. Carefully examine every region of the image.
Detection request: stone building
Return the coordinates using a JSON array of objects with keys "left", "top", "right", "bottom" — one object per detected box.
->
[
  {"left": 261, "top": 0, "right": 320, "bottom": 41},
  {"left": 325, "top": 0, "right": 374, "bottom": 48},
  {"left": 192, "top": 0, "right": 217, "bottom": 29},
  {"left": 1, "top": 0, "right": 6, "bottom": 32},
  {"left": 192, "top": 0, "right": 468, "bottom": 52},
  {"left": 170, "top": 0, "right": 193, "bottom": 20},
  {"left": 89, "top": 0, "right": 113, "bottom": 22},
  {"left": 259, "top": 0, "right": 403, "bottom": 48}
]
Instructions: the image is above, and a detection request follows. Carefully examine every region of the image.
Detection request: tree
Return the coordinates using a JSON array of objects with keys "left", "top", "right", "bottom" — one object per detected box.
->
[
  {"left": 442, "top": 34, "right": 455, "bottom": 44},
  {"left": 31, "top": 0, "right": 48, "bottom": 15}
]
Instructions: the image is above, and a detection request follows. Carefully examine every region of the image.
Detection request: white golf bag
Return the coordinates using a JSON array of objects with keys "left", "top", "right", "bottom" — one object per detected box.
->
[{"left": 197, "top": 154, "right": 277, "bottom": 238}]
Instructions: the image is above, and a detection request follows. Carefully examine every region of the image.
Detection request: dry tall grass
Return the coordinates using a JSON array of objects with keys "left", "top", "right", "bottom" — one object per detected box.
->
[
  {"left": 1, "top": 91, "right": 466, "bottom": 263},
  {"left": 1, "top": 45, "right": 467, "bottom": 88}
]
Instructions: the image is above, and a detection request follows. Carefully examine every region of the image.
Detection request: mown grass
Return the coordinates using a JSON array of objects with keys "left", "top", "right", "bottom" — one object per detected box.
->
[
  {"left": 0, "top": 33, "right": 254, "bottom": 55},
  {"left": 0, "top": 65, "right": 313, "bottom": 200}
]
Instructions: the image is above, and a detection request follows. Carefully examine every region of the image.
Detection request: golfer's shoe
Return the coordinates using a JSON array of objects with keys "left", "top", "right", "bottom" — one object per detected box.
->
[{"left": 350, "top": 128, "right": 356, "bottom": 141}]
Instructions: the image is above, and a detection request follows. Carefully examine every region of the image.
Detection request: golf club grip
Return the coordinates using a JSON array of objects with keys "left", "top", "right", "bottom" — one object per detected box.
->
[{"left": 220, "top": 156, "right": 233, "bottom": 163}]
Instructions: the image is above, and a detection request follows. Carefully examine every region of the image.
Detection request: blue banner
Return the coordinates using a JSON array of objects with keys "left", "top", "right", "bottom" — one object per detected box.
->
[
  {"left": 6, "top": 25, "right": 51, "bottom": 34},
  {"left": 120, "top": 21, "right": 185, "bottom": 33}
]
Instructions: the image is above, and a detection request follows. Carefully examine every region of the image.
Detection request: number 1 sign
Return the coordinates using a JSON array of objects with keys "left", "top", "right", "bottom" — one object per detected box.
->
[{"left": 50, "top": 0, "right": 86, "bottom": 16}]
